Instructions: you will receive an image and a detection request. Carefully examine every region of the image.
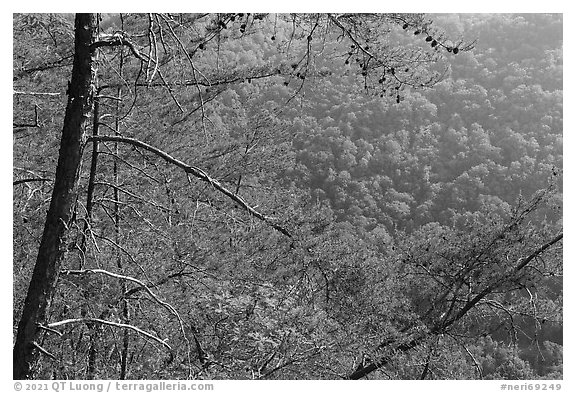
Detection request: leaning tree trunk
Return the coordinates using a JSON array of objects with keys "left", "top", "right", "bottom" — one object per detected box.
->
[{"left": 13, "top": 13, "right": 98, "bottom": 380}]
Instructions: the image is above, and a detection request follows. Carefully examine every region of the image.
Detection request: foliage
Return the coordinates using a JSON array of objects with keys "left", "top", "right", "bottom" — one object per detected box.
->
[{"left": 13, "top": 13, "right": 561, "bottom": 380}]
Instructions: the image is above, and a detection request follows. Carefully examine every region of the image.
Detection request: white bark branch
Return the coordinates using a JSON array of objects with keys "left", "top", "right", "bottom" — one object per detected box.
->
[
  {"left": 32, "top": 341, "right": 57, "bottom": 360},
  {"left": 62, "top": 268, "right": 174, "bottom": 316},
  {"left": 88, "top": 135, "right": 292, "bottom": 237},
  {"left": 61, "top": 268, "right": 191, "bottom": 368},
  {"left": 47, "top": 318, "right": 171, "bottom": 350},
  {"left": 13, "top": 90, "right": 61, "bottom": 96}
]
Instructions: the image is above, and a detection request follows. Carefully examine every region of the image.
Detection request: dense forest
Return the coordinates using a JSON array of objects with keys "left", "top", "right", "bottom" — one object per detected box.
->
[{"left": 13, "top": 13, "right": 562, "bottom": 380}]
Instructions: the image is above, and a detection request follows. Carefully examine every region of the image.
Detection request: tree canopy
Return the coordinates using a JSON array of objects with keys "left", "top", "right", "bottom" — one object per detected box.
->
[{"left": 13, "top": 13, "right": 562, "bottom": 380}]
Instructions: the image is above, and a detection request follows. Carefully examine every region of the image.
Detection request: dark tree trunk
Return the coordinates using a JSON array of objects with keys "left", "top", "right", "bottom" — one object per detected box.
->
[{"left": 13, "top": 13, "right": 98, "bottom": 380}]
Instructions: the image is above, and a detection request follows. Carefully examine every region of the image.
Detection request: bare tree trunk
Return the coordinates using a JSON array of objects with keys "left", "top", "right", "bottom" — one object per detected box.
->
[
  {"left": 115, "top": 56, "right": 130, "bottom": 380},
  {"left": 83, "top": 76, "right": 101, "bottom": 381},
  {"left": 13, "top": 13, "right": 98, "bottom": 380}
]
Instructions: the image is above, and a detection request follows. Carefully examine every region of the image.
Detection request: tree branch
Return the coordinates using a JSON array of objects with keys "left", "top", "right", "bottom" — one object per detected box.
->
[
  {"left": 32, "top": 341, "right": 57, "bottom": 360},
  {"left": 36, "top": 324, "right": 63, "bottom": 337},
  {"left": 91, "top": 33, "right": 145, "bottom": 61},
  {"left": 61, "top": 267, "right": 194, "bottom": 371},
  {"left": 47, "top": 318, "right": 171, "bottom": 350},
  {"left": 348, "top": 231, "right": 563, "bottom": 379},
  {"left": 348, "top": 337, "right": 422, "bottom": 379},
  {"left": 88, "top": 135, "right": 292, "bottom": 237},
  {"left": 13, "top": 178, "right": 51, "bottom": 186},
  {"left": 13, "top": 91, "right": 61, "bottom": 96},
  {"left": 515, "top": 233, "right": 563, "bottom": 271},
  {"left": 62, "top": 268, "right": 176, "bottom": 316},
  {"left": 14, "top": 53, "right": 74, "bottom": 79}
]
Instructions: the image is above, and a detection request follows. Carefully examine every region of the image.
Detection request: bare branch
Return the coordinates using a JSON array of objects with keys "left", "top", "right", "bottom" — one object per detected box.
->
[
  {"left": 36, "top": 324, "right": 63, "bottom": 337},
  {"left": 61, "top": 267, "right": 193, "bottom": 370},
  {"left": 91, "top": 33, "right": 145, "bottom": 61},
  {"left": 448, "top": 334, "right": 483, "bottom": 379},
  {"left": 32, "top": 341, "right": 57, "bottom": 360},
  {"left": 94, "top": 181, "right": 171, "bottom": 212},
  {"left": 47, "top": 318, "right": 171, "bottom": 350},
  {"left": 14, "top": 53, "right": 74, "bottom": 78},
  {"left": 61, "top": 268, "right": 173, "bottom": 315},
  {"left": 13, "top": 91, "right": 61, "bottom": 96},
  {"left": 349, "top": 230, "right": 563, "bottom": 379},
  {"left": 515, "top": 233, "right": 563, "bottom": 271},
  {"left": 88, "top": 135, "right": 292, "bottom": 237},
  {"left": 13, "top": 178, "right": 51, "bottom": 186}
]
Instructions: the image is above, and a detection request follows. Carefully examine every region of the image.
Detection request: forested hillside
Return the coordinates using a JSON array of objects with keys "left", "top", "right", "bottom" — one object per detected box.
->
[{"left": 13, "top": 13, "right": 562, "bottom": 380}]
